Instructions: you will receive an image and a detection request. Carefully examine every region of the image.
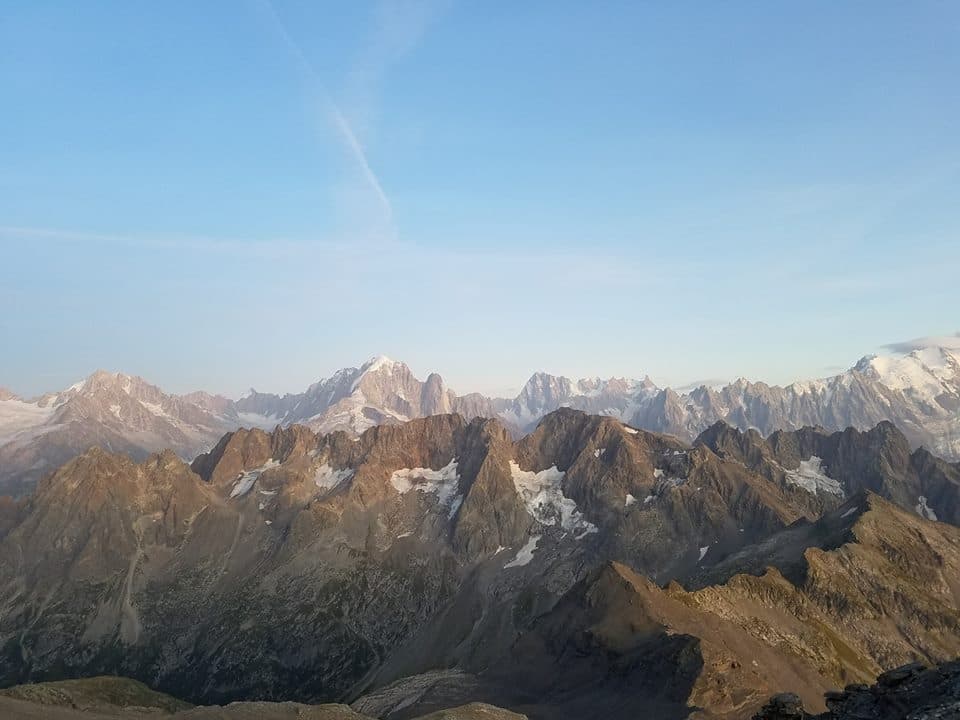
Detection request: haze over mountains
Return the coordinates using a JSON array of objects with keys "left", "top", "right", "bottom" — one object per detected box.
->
[{"left": 2, "top": 343, "right": 959, "bottom": 496}]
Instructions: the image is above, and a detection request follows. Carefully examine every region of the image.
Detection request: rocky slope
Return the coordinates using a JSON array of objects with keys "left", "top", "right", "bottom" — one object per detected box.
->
[
  {"left": 0, "top": 675, "right": 190, "bottom": 713},
  {"left": 0, "top": 676, "right": 524, "bottom": 719},
  {"left": 0, "top": 411, "right": 958, "bottom": 718},
  {"left": 4, "top": 344, "right": 959, "bottom": 495},
  {"left": 360, "top": 492, "right": 960, "bottom": 719},
  {"left": 754, "top": 659, "right": 960, "bottom": 719}
]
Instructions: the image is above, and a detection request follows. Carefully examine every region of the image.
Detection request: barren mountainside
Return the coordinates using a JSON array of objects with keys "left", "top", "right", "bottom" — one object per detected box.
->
[
  {"left": 0, "top": 675, "right": 525, "bottom": 719},
  {"left": 0, "top": 410, "right": 957, "bottom": 718}
]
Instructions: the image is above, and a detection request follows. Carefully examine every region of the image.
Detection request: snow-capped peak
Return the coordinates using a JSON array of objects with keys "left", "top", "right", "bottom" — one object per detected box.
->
[
  {"left": 349, "top": 356, "right": 407, "bottom": 394},
  {"left": 64, "top": 370, "right": 138, "bottom": 397},
  {"left": 847, "top": 346, "right": 960, "bottom": 412},
  {"left": 362, "top": 355, "right": 399, "bottom": 375}
]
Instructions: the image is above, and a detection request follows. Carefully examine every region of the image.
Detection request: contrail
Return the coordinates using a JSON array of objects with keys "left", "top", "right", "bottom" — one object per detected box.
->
[{"left": 257, "top": 0, "right": 395, "bottom": 233}]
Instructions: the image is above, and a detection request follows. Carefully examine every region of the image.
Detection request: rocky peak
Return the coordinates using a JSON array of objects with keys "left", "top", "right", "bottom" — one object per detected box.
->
[
  {"left": 517, "top": 408, "right": 619, "bottom": 470},
  {"left": 191, "top": 426, "right": 277, "bottom": 485},
  {"left": 352, "top": 357, "right": 416, "bottom": 400},
  {"left": 851, "top": 355, "right": 878, "bottom": 374},
  {"left": 68, "top": 369, "right": 137, "bottom": 396},
  {"left": 695, "top": 420, "right": 770, "bottom": 463},
  {"left": 180, "top": 390, "right": 235, "bottom": 415},
  {"left": 421, "top": 373, "right": 452, "bottom": 416},
  {"left": 516, "top": 372, "right": 574, "bottom": 409},
  {"left": 360, "top": 354, "right": 400, "bottom": 375}
]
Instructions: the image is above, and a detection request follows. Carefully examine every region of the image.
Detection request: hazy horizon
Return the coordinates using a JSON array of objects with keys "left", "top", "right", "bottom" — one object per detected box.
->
[
  {"left": 3, "top": 2, "right": 959, "bottom": 398},
  {"left": 5, "top": 332, "right": 960, "bottom": 401}
]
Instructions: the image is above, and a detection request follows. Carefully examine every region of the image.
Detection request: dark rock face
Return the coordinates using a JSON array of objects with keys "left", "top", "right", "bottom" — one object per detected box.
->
[
  {"left": 0, "top": 411, "right": 959, "bottom": 719},
  {"left": 754, "top": 659, "right": 960, "bottom": 720},
  {"left": 698, "top": 420, "right": 960, "bottom": 527},
  {"left": 754, "top": 693, "right": 807, "bottom": 720}
]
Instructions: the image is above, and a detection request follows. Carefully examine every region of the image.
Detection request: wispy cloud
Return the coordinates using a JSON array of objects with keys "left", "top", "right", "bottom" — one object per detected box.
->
[
  {"left": 328, "top": 104, "right": 394, "bottom": 225},
  {"left": 256, "top": 0, "right": 441, "bottom": 242},
  {"left": 344, "top": 0, "right": 448, "bottom": 140},
  {"left": 881, "top": 333, "right": 960, "bottom": 354}
]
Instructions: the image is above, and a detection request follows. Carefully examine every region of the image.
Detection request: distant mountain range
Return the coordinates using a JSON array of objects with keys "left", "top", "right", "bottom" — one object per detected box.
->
[{"left": 2, "top": 344, "right": 959, "bottom": 495}]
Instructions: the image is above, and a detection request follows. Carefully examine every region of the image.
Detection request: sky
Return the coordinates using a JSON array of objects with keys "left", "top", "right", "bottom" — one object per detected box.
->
[{"left": 2, "top": 1, "right": 959, "bottom": 399}]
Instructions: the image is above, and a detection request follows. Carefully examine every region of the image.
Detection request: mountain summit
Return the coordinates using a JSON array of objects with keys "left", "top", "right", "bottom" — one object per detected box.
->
[
  {"left": 235, "top": 355, "right": 499, "bottom": 437},
  {"left": 2, "top": 344, "right": 960, "bottom": 496}
]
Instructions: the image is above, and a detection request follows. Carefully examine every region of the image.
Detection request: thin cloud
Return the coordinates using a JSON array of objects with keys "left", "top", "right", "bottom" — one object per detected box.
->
[
  {"left": 881, "top": 333, "right": 960, "bottom": 354},
  {"left": 345, "top": 0, "right": 448, "bottom": 139},
  {"left": 329, "top": 104, "right": 394, "bottom": 223},
  {"left": 256, "top": 0, "right": 396, "bottom": 239}
]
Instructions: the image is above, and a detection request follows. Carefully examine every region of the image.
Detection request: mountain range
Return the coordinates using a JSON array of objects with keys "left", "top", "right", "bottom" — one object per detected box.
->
[
  {"left": 0, "top": 409, "right": 958, "bottom": 718},
  {"left": 2, "top": 344, "right": 959, "bottom": 496}
]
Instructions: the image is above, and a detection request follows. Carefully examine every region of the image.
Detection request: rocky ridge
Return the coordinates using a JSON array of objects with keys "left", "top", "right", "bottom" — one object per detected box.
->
[
  {"left": 0, "top": 371, "right": 244, "bottom": 496},
  {"left": 4, "top": 344, "right": 960, "bottom": 496},
  {"left": 0, "top": 410, "right": 958, "bottom": 718}
]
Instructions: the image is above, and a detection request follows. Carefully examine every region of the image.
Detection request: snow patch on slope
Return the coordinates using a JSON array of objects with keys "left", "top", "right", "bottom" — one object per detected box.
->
[
  {"left": 314, "top": 464, "right": 354, "bottom": 490},
  {"left": 0, "top": 398, "right": 57, "bottom": 443},
  {"left": 509, "top": 461, "right": 597, "bottom": 537},
  {"left": 504, "top": 535, "right": 541, "bottom": 568},
  {"left": 230, "top": 459, "right": 280, "bottom": 498},
  {"left": 785, "top": 456, "right": 844, "bottom": 496},
  {"left": 140, "top": 401, "right": 167, "bottom": 418},
  {"left": 390, "top": 458, "right": 462, "bottom": 516},
  {"left": 916, "top": 495, "right": 938, "bottom": 521}
]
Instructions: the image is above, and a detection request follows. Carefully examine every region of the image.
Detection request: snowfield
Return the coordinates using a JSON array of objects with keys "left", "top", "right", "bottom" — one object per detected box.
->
[
  {"left": 509, "top": 461, "right": 597, "bottom": 538},
  {"left": 785, "top": 456, "right": 845, "bottom": 496},
  {"left": 390, "top": 458, "right": 462, "bottom": 517},
  {"left": 314, "top": 463, "right": 355, "bottom": 490}
]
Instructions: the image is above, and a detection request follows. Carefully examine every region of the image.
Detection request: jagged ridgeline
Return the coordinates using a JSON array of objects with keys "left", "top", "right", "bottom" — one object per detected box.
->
[
  {"left": 3, "top": 345, "right": 959, "bottom": 497},
  {"left": 0, "top": 409, "right": 958, "bottom": 718}
]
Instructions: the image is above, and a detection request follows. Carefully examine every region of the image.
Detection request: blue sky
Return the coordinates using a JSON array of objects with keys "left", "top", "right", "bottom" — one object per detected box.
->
[{"left": 2, "top": 1, "right": 959, "bottom": 398}]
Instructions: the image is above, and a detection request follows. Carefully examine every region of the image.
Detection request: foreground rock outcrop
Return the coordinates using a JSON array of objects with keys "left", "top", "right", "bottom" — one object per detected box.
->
[
  {"left": 754, "top": 659, "right": 960, "bottom": 719},
  {"left": 0, "top": 676, "right": 528, "bottom": 720}
]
